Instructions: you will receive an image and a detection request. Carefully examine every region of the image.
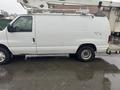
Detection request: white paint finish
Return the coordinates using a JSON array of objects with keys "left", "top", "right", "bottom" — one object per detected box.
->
[
  {"left": 6, "top": 16, "right": 37, "bottom": 55},
  {"left": 0, "top": 15, "right": 110, "bottom": 55},
  {"left": 0, "top": 29, "right": 15, "bottom": 53},
  {"left": 35, "top": 15, "right": 110, "bottom": 54},
  {"left": 0, "top": 30, "right": 8, "bottom": 46},
  {"left": 7, "top": 32, "right": 36, "bottom": 54}
]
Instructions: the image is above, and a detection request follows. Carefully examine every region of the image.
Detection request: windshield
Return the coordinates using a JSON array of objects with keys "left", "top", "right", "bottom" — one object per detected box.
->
[{"left": 0, "top": 19, "right": 12, "bottom": 30}]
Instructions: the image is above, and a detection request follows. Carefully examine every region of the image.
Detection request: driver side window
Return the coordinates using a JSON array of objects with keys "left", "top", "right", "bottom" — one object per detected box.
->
[{"left": 12, "top": 16, "right": 32, "bottom": 32}]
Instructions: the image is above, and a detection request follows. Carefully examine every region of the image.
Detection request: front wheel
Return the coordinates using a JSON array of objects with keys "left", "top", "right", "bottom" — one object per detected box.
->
[
  {"left": 0, "top": 47, "right": 11, "bottom": 65},
  {"left": 76, "top": 46, "right": 95, "bottom": 62}
]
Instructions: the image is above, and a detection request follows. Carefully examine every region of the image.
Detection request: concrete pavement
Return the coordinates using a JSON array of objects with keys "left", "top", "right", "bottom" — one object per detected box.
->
[{"left": 0, "top": 55, "right": 120, "bottom": 90}]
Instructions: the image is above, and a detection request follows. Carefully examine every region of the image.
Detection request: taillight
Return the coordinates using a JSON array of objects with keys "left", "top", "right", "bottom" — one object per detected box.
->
[{"left": 108, "top": 35, "right": 112, "bottom": 43}]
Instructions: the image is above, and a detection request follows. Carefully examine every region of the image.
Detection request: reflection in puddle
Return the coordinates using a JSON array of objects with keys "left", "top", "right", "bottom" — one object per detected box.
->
[
  {"left": 0, "top": 67, "right": 8, "bottom": 77},
  {"left": 105, "top": 73, "right": 120, "bottom": 90},
  {"left": 0, "top": 67, "right": 13, "bottom": 90}
]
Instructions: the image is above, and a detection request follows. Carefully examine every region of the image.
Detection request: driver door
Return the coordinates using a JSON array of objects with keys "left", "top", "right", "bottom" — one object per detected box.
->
[{"left": 7, "top": 16, "right": 36, "bottom": 55}]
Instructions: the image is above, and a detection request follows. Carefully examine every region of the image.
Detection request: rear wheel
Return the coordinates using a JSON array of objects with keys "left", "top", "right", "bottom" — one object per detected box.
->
[
  {"left": 76, "top": 46, "right": 95, "bottom": 62},
  {"left": 0, "top": 47, "right": 11, "bottom": 64}
]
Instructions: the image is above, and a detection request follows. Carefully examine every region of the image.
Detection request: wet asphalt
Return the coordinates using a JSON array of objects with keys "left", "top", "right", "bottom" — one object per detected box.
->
[{"left": 0, "top": 54, "right": 120, "bottom": 90}]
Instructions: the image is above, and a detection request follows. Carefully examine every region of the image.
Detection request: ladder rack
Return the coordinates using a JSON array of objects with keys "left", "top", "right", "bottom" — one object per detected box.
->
[
  {"left": 27, "top": 8, "right": 90, "bottom": 15},
  {"left": 18, "top": 0, "right": 120, "bottom": 15}
]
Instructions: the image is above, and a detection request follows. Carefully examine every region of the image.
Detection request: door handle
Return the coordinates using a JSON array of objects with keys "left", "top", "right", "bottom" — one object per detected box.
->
[{"left": 32, "top": 38, "right": 35, "bottom": 42}]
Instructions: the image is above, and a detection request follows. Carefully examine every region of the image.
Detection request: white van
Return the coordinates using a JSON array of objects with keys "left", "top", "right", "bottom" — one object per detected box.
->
[{"left": 0, "top": 14, "right": 110, "bottom": 64}]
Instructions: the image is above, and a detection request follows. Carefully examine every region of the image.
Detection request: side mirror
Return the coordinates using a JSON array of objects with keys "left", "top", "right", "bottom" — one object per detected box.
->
[
  {"left": 7, "top": 24, "right": 15, "bottom": 32},
  {"left": 0, "top": 26, "right": 2, "bottom": 30}
]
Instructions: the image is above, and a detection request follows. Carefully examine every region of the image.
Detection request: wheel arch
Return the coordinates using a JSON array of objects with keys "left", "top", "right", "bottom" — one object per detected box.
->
[
  {"left": 0, "top": 44, "right": 12, "bottom": 55},
  {"left": 76, "top": 43, "right": 97, "bottom": 53}
]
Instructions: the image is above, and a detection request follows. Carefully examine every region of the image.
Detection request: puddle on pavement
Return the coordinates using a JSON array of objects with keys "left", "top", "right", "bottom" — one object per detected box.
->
[{"left": 0, "top": 56, "right": 120, "bottom": 90}]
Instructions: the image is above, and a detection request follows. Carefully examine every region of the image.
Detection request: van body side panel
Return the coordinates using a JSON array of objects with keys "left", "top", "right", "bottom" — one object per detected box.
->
[
  {"left": 35, "top": 15, "right": 110, "bottom": 54},
  {"left": 82, "top": 17, "right": 110, "bottom": 52}
]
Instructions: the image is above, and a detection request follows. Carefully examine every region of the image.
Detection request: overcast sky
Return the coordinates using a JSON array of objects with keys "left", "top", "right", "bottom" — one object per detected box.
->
[{"left": 0, "top": 0, "right": 26, "bottom": 14}]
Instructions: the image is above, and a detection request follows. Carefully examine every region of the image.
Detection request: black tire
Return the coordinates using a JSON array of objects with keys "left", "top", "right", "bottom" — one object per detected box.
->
[
  {"left": 76, "top": 46, "right": 95, "bottom": 62},
  {"left": 0, "top": 47, "right": 11, "bottom": 65}
]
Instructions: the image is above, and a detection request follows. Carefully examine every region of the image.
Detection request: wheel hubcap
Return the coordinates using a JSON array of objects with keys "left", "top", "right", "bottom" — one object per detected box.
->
[
  {"left": 0, "top": 51, "right": 6, "bottom": 63},
  {"left": 81, "top": 49, "right": 92, "bottom": 60}
]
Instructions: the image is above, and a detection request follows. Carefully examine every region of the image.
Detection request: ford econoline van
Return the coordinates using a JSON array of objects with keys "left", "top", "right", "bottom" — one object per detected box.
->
[{"left": 0, "top": 14, "right": 110, "bottom": 64}]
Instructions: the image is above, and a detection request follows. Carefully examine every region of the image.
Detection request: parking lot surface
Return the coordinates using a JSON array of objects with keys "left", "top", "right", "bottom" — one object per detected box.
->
[{"left": 0, "top": 55, "right": 120, "bottom": 90}]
